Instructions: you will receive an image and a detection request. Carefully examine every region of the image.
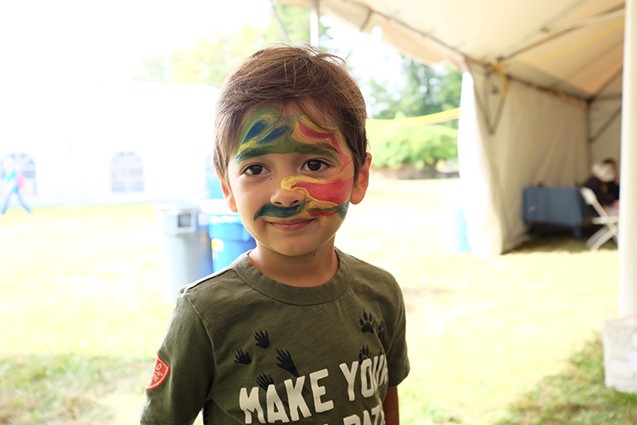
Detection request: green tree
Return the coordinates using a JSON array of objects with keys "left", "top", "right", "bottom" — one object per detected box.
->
[
  {"left": 363, "top": 54, "right": 462, "bottom": 174},
  {"left": 366, "top": 55, "right": 462, "bottom": 122},
  {"left": 134, "top": 3, "right": 314, "bottom": 86},
  {"left": 367, "top": 119, "right": 458, "bottom": 175},
  {"left": 268, "top": 2, "right": 312, "bottom": 42},
  {"left": 135, "top": 25, "right": 265, "bottom": 86}
]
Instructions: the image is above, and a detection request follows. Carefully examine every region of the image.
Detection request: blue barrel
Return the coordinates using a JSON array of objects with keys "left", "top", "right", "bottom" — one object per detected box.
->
[
  {"left": 207, "top": 174, "right": 224, "bottom": 199},
  {"left": 209, "top": 214, "right": 256, "bottom": 271}
]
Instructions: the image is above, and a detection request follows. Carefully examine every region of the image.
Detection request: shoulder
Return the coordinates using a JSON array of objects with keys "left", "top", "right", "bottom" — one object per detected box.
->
[
  {"left": 338, "top": 249, "right": 402, "bottom": 298},
  {"left": 339, "top": 249, "right": 396, "bottom": 281},
  {"left": 179, "top": 254, "right": 255, "bottom": 308},
  {"left": 583, "top": 176, "right": 602, "bottom": 188}
]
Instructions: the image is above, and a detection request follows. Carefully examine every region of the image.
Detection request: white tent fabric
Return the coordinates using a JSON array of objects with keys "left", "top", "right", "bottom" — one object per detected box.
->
[
  {"left": 280, "top": 0, "right": 637, "bottom": 315},
  {"left": 458, "top": 70, "right": 590, "bottom": 254},
  {"left": 284, "top": 0, "right": 624, "bottom": 97}
]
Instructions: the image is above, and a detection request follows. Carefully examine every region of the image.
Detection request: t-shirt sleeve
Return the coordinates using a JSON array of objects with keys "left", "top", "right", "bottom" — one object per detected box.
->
[
  {"left": 140, "top": 294, "right": 214, "bottom": 424},
  {"left": 386, "top": 279, "right": 410, "bottom": 387}
]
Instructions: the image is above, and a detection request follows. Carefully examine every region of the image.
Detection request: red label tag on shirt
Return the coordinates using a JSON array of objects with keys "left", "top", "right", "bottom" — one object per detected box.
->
[{"left": 146, "top": 354, "right": 170, "bottom": 390}]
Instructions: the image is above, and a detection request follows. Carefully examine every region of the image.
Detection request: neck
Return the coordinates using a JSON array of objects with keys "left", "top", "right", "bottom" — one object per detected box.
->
[{"left": 248, "top": 244, "right": 338, "bottom": 287}]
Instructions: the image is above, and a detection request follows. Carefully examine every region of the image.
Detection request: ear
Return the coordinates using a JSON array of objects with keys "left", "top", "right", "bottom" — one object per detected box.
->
[
  {"left": 350, "top": 153, "right": 372, "bottom": 205},
  {"left": 220, "top": 180, "right": 238, "bottom": 213}
]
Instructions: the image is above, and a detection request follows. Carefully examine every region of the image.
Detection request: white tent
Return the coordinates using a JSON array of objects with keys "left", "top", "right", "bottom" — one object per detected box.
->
[{"left": 281, "top": 0, "right": 636, "bottom": 316}]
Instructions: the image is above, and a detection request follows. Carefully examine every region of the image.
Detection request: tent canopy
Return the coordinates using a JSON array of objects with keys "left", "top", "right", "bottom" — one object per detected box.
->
[{"left": 284, "top": 0, "right": 624, "bottom": 100}]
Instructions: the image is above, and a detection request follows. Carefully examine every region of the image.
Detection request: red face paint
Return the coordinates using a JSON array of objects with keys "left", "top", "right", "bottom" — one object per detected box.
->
[{"left": 291, "top": 177, "right": 353, "bottom": 205}]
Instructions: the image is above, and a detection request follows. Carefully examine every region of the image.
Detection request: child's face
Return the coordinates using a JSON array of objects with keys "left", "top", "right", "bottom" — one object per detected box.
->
[{"left": 221, "top": 105, "right": 370, "bottom": 258}]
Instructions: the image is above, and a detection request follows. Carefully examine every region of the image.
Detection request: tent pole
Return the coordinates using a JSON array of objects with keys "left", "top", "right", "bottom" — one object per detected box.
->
[{"left": 618, "top": 0, "right": 637, "bottom": 317}]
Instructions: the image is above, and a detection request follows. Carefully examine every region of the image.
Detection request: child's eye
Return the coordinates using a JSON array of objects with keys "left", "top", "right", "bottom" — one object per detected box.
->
[
  {"left": 303, "top": 159, "right": 329, "bottom": 172},
  {"left": 244, "top": 164, "right": 266, "bottom": 175}
]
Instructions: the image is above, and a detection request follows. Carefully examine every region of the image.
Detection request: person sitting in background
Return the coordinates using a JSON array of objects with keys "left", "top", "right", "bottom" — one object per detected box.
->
[
  {"left": 603, "top": 157, "right": 620, "bottom": 202},
  {"left": 583, "top": 161, "right": 619, "bottom": 216}
]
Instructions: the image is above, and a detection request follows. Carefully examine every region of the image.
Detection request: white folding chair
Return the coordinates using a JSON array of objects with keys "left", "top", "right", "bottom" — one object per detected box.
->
[{"left": 579, "top": 187, "right": 619, "bottom": 250}]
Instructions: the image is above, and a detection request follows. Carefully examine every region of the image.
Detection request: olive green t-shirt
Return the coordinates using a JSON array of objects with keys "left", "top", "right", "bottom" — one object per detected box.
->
[{"left": 141, "top": 249, "right": 410, "bottom": 424}]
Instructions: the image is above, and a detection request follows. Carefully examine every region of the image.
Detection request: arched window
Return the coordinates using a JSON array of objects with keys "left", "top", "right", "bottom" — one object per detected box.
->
[
  {"left": 110, "top": 151, "right": 144, "bottom": 193},
  {"left": 1, "top": 152, "right": 36, "bottom": 194}
]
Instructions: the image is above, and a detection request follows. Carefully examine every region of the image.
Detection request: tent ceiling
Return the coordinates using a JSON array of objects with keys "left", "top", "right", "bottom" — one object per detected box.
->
[{"left": 282, "top": 0, "right": 625, "bottom": 100}]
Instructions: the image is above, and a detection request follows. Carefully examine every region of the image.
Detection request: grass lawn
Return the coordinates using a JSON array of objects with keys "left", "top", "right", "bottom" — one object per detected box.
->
[{"left": 1, "top": 176, "right": 635, "bottom": 424}]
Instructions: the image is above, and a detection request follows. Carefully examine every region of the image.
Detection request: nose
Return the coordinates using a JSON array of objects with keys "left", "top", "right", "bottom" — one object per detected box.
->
[{"left": 271, "top": 176, "right": 306, "bottom": 207}]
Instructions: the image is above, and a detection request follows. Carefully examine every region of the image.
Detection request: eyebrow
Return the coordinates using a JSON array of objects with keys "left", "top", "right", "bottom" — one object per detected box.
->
[
  {"left": 313, "top": 141, "right": 339, "bottom": 155},
  {"left": 235, "top": 141, "right": 337, "bottom": 163}
]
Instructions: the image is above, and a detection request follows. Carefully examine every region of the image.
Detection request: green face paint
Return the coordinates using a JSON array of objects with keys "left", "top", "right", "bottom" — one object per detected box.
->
[
  {"left": 235, "top": 107, "right": 338, "bottom": 164},
  {"left": 253, "top": 200, "right": 350, "bottom": 221}
]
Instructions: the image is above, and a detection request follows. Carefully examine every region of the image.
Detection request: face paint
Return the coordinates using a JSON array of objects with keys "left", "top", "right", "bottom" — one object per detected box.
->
[
  {"left": 235, "top": 107, "right": 356, "bottom": 221},
  {"left": 254, "top": 201, "right": 309, "bottom": 219},
  {"left": 253, "top": 200, "right": 349, "bottom": 220},
  {"left": 235, "top": 108, "right": 338, "bottom": 163}
]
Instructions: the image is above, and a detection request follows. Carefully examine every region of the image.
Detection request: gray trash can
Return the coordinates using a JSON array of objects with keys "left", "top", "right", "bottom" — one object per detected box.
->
[{"left": 157, "top": 204, "right": 213, "bottom": 302}]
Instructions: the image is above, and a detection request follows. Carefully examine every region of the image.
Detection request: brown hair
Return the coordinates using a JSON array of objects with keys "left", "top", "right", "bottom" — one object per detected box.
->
[{"left": 213, "top": 43, "right": 368, "bottom": 181}]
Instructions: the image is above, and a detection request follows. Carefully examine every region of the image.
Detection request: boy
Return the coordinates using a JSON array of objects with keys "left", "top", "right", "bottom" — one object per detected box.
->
[{"left": 141, "top": 44, "right": 410, "bottom": 425}]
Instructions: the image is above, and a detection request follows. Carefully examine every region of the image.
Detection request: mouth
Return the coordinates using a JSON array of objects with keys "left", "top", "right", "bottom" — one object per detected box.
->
[{"left": 267, "top": 218, "right": 314, "bottom": 231}]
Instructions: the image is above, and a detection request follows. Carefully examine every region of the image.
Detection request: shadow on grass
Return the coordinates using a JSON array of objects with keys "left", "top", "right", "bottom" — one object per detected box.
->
[
  {"left": 0, "top": 354, "right": 149, "bottom": 425},
  {"left": 513, "top": 236, "right": 589, "bottom": 254},
  {"left": 494, "top": 337, "right": 637, "bottom": 425}
]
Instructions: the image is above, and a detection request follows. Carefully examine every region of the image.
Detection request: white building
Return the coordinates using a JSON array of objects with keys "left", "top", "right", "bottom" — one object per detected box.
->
[{"left": 1, "top": 82, "right": 221, "bottom": 207}]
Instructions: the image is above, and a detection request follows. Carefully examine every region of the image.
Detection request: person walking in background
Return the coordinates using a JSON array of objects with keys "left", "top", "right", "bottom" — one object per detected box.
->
[{"left": 1, "top": 157, "right": 32, "bottom": 215}]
